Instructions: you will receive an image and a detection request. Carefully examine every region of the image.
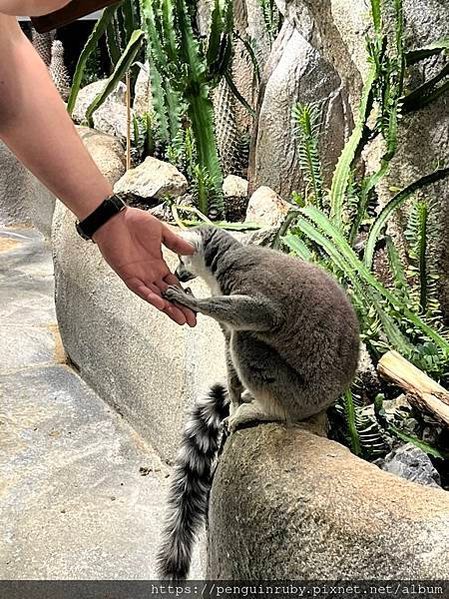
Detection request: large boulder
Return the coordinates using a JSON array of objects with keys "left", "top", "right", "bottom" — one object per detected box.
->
[
  {"left": 245, "top": 185, "right": 291, "bottom": 226},
  {"left": 0, "top": 141, "right": 55, "bottom": 236},
  {"left": 208, "top": 424, "right": 449, "bottom": 578},
  {"left": 77, "top": 126, "right": 126, "bottom": 186},
  {"left": 113, "top": 156, "right": 188, "bottom": 202},
  {"left": 52, "top": 203, "right": 226, "bottom": 463},
  {"left": 248, "top": 21, "right": 346, "bottom": 197},
  {"left": 275, "top": 0, "right": 366, "bottom": 109},
  {"left": 72, "top": 80, "right": 126, "bottom": 123},
  {"left": 72, "top": 80, "right": 131, "bottom": 146}
]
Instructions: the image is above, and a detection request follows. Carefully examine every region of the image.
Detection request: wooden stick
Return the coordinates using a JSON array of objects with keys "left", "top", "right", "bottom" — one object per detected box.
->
[{"left": 377, "top": 350, "right": 449, "bottom": 426}]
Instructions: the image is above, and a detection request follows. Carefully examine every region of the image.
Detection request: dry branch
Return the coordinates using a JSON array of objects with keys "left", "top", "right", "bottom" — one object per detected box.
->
[{"left": 377, "top": 350, "right": 449, "bottom": 427}]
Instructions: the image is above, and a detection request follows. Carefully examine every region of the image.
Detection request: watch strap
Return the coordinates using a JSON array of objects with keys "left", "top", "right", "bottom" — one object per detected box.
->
[{"left": 76, "top": 194, "right": 127, "bottom": 241}]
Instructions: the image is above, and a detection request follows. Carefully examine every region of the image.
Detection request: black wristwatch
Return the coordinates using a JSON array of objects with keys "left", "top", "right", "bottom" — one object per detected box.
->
[{"left": 76, "top": 194, "right": 127, "bottom": 241}]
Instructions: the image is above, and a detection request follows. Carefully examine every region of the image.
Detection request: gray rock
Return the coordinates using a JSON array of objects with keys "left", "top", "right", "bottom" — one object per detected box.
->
[
  {"left": 379, "top": 443, "right": 442, "bottom": 488},
  {"left": 113, "top": 156, "right": 188, "bottom": 202},
  {"left": 77, "top": 126, "right": 126, "bottom": 186},
  {"left": 149, "top": 203, "right": 172, "bottom": 222},
  {"left": 51, "top": 203, "right": 226, "bottom": 463},
  {"left": 249, "top": 21, "right": 346, "bottom": 197},
  {"left": 92, "top": 103, "right": 131, "bottom": 148},
  {"left": 356, "top": 343, "right": 380, "bottom": 394},
  {"left": 274, "top": 0, "right": 365, "bottom": 112},
  {"left": 72, "top": 79, "right": 126, "bottom": 123},
  {"left": 223, "top": 175, "right": 248, "bottom": 198},
  {"left": 208, "top": 425, "right": 449, "bottom": 578},
  {"left": 245, "top": 185, "right": 291, "bottom": 226},
  {"left": 0, "top": 141, "right": 55, "bottom": 236},
  {"left": 72, "top": 80, "right": 132, "bottom": 146},
  {"left": 133, "top": 62, "right": 152, "bottom": 117},
  {"left": 243, "top": 226, "right": 279, "bottom": 247}
]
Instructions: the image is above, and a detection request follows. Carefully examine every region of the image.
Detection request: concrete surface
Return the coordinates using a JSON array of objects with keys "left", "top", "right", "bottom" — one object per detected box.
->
[
  {"left": 208, "top": 423, "right": 449, "bottom": 579},
  {"left": 52, "top": 203, "right": 226, "bottom": 464},
  {"left": 0, "top": 226, "right": 203, "bottom": 579},
  {"left": 0, "top": 141, "right": 55, "bottom": 236}
]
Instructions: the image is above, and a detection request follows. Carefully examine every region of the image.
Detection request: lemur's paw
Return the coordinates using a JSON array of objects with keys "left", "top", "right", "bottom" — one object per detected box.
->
[
  {"left": 224, "top": 402, "right": 271, "bottom": 432},
  {"left": 163, "top": 285, "right": 194, "bottom": 308},
  {"left": 241, "top": 390, "right": 255, "bottom": 404}
]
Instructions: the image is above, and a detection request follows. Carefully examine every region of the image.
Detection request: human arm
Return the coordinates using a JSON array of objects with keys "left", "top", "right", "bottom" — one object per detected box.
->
[
  {"left": 0, "top": 15, "right": 196, "bottom": 326},
  {"left": 0, "top": 0, "right": 70, "bottom": 15}
]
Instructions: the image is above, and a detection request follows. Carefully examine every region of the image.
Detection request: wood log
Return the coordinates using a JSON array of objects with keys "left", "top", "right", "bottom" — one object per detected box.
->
[{"left": 377, "top": 350, "right": 449, "bottom": 427}]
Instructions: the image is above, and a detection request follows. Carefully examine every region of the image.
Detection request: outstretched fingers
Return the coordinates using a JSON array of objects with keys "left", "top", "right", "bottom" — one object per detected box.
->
[
  {"left": 125, "top": 277, "right": 186, "bottom": 325},
  {"left": 129, "top": 279, "right": 166, "bottom": 311},
  {"left": 161, "top": 224, "right": 195, "bottom": 256},
  {"left": 157, "top": 274, "right": 197, "bottom": 327}
]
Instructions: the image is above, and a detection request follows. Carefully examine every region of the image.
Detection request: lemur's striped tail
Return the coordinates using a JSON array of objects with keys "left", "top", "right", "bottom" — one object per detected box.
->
[{"left": 157, "top": 383, "right": 230, "bottom": 580}]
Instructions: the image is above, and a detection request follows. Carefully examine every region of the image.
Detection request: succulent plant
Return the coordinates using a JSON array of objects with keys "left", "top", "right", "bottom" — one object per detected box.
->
[
  {"left": 31, "top": 27, "right": 55, "bottom": 67},
  {"left": 50, "top": 40, "right": 71, "bottom": 102}
]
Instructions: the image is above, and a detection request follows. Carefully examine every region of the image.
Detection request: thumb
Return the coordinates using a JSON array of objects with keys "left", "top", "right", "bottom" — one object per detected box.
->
[{"left": 162, "top": 225, "right": 195, "bottom": 255}]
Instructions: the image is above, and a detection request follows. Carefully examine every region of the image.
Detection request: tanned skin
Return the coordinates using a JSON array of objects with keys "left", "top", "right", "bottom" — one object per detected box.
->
[{"left": 0, "top": 5, "right": 196, "bottom": 326}]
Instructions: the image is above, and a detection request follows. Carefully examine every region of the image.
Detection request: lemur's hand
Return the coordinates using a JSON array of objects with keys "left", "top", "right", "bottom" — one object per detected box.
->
[
  {"left": 93, "top": 207, "right": 197, "bottom": 326},
  {"left": 164, "top": 285, "right": 198, "bottom": 312}
]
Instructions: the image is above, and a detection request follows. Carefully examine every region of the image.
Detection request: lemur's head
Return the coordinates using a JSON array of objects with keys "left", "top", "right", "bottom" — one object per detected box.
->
[
  {"left": 174, "top": 227, "right": 214, "bottom": 283},
  {"left": 174, "top": 226, "right": 236, "bottom": 285}
]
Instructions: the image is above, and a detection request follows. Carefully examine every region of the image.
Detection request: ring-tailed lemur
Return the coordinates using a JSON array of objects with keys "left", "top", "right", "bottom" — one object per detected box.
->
[{"left": 157, "top": 226, "right": 360, "bottom": 580}]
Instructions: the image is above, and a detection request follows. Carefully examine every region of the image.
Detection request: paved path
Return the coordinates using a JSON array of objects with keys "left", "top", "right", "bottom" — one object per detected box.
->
[{"left": 0, "top": 227, "right": 203, "bottom": 579}]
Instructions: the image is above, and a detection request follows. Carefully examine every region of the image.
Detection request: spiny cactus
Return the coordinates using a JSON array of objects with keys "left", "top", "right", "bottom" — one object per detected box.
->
[
  {"left": 140, "top": 0, "right": 234, "bottom": 219},
  {"left": 31, "top": 27, "right": 55, "bottom": 67},
  {"left": 50, "top": 40, "right": 71, "bottom": 102},
  {"left": 214, "top": 78, "right": 241, "bottom": 176}
]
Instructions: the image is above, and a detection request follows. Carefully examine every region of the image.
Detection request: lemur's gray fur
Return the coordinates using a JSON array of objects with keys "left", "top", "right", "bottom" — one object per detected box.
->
[{"left": 157, "top": 226, "right": 360, "bottom": 580}]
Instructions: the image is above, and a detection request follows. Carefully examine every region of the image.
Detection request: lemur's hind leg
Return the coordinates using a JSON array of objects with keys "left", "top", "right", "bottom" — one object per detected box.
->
[
  {"left": 225, "top": 399, "right": 283, "bottom": 433},
  {"left": 163, "top": 286, "right": 281, "bottom": 332},
  {"left": 225, "top": 341, "right": 244, "bottom": 415},
  {"left": 230, "top": 331, "right": 327, "bottom": 426}
]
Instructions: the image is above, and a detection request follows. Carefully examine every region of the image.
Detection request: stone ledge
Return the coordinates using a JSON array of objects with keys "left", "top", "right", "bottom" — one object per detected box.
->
[
  {"left": 0, "top": 141, "right": 55, "bottom": 236},
  {"left": 52, "top": 202, "right": 226, "bottom": 463},
  {"left": 208, "top": 424, "right": 449, "bottom": 579}
]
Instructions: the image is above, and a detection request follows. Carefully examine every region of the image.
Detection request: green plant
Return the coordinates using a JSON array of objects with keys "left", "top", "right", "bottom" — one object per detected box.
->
[
  {"left": 331, "top": 387, "right": 391, "bottom": 460},
  {"left": 292, "top": 103, "right": 324, "bottom": 210},
  {"left": 140, "top": 0, "right": 234, "bottom": 219},
  {"left": 68, "top": 1, "right": 144, "bottom": 121},
  {"left": 284, "top": 0, "right": 449, "bottom": 458},
  {"left": 80, "top": 44, "right": 104, "bottom": 87},
  {"left": 131, "top": 111, "right": 155, "bottom": 163},
  {"left": 257, "top": 0, "right": 282, "bottom": 45}
]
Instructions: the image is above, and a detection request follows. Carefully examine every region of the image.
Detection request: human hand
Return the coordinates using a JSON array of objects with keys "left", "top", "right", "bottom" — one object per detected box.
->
[{"left": 93, "top": 207, "right": 197, "bottom": 327}]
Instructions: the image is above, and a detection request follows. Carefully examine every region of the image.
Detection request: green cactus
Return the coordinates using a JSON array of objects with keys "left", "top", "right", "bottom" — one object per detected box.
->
[
  {"left": 140, "top": 0, "right": 233, "bottom": 219},
  {"left": 50, "top": 40, "right": 71, "bottom": 102},
  {"left": 31, "top": 27, "right": 54, "bottom": 67}
]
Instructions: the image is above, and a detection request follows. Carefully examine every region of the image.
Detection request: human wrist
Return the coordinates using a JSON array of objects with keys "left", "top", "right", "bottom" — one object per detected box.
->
[
  {"left": 91, "top": 206, "right": 129, "bottom": 244},
  {"left": 76, "top": 194, "right": 127, "bottom": 241},
  {"left": 73, "top": 186, "right": 114, "bottom": 221}
]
